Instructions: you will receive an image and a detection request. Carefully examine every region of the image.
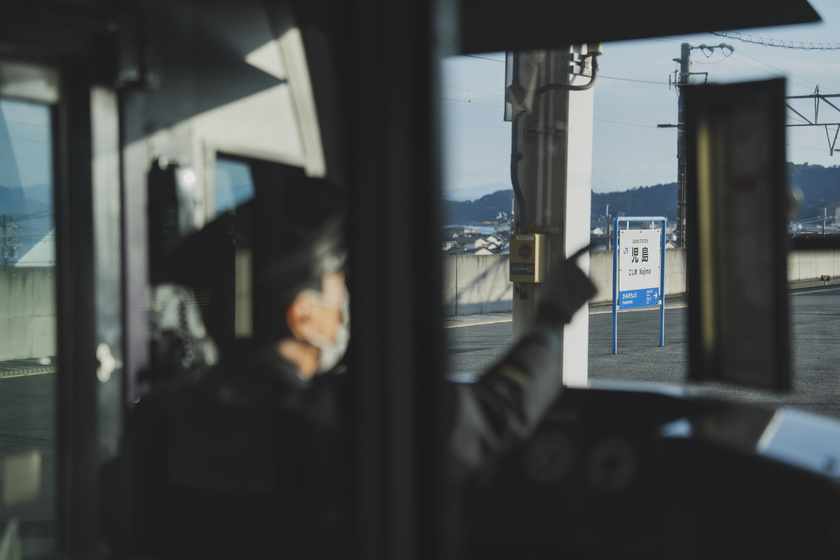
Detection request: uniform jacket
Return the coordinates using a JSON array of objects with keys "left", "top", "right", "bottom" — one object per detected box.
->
[{"left": 131, "top": 328, "right": 565, "bottom": 559}]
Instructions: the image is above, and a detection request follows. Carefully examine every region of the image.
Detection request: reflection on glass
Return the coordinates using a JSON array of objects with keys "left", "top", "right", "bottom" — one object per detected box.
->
[
  {"left": 0, "top": 98, "right": 56, "bottom": 557},
  {"left": 215, "top": 157, "right": 255, "bottom": 216}
]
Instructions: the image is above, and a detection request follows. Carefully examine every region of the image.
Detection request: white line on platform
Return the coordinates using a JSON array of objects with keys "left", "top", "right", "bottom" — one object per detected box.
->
[
  {"left": 444, "top": 318, "right": 513, "bottom": 329},
  {"left": 590, "top": 303, "right": 688, "bottom": 315},
  {"left": 0, "top": 369, "right": 55, "bottom": 379},
  {"left": 444, "top": 303, "right": 690, "bottom": 328},
  {"left": 792, "top": 286, "right": 840, "bottom": 296}
]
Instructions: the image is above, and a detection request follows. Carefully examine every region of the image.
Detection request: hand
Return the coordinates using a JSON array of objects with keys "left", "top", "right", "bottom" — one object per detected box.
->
[{"left": 535, "top": 245, "right": 597, "bottom": 326}]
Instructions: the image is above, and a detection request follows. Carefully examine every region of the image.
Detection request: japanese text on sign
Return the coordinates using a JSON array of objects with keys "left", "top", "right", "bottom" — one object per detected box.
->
[{"left": 618, "top": 228, "right": 662, "bottom": 309}]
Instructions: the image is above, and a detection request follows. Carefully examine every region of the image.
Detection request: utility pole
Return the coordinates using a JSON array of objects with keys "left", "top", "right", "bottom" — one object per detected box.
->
[
  {"left": 675, "top": 43, "right": 690, "bottom": 248},
  {"left": 670, "top": 42, "right": 733, "bottom": 248},
  {"left": 1, "top": 213, "right": 21, "bottom": 266},
  {"left": 508, "top": 45, "right": 598, "bottom": 387}
]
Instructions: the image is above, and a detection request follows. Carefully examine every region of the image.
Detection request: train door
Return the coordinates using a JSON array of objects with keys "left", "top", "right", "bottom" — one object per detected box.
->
[
  {"left": 0, "top": 61, "right": 60, "bottom": 558},
  {"left": 0, "top": 49, "right": 125, "bottom": 557}
]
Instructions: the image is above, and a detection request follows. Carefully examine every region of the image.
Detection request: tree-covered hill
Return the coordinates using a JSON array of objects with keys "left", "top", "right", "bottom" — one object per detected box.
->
[
  {"left": 789, "top": 163, "right": 840, "bottom": 221},
  {"left": 591, "top": 183, "right": 677, "bottom": 221},
  {"left": 444, "top": 184, "right": 678, "bottom": 224},
  {"left": 444, "top": 163, "right": 840, "bottom": 225},
  {"left": 443, "top": 189, "right": 514, "bottom": 224}
]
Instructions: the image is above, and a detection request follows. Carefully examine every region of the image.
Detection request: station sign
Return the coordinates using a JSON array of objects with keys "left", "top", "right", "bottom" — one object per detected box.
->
[
  {"left": 612, "top": 217, "right": 667, "bottom": 354},
  {"left": 617, "top": 228, "right": 662, "bottom": 309}
]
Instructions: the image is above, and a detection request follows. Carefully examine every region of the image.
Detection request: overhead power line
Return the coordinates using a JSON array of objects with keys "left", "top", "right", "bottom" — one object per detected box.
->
[
  {"left": 462, "top": 54, "right": 505, "bottom": 63},
  {"left": 442, "top": 84, "right": 503, "bottom": 97},
  {"left": 711, "top": 31, "right": 840, "bottom": 51},
  {"left": 599, "top": 75, "right": 669, "bottom": 86},
  {"left": 15, "top": 212, "right": 53, "bottom": 222},
  {"left": 442, "top": 96, "right": 503, "bottom": 109},
  {"left": 786, "top": 142, "right": 835, "bottom": 153},
  {"left": 593, "top": 118, "right": 659, "bottom": 129}
]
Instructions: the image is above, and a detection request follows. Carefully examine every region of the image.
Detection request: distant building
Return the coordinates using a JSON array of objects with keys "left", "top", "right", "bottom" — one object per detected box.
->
[{"left": 442, "top": 228, "right": 509, "bottom": 255}]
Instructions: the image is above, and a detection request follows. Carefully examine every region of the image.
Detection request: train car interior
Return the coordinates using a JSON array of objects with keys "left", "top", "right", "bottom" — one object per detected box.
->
[{"left": 1, "top": 0, "right": 839, "bottom": 559}]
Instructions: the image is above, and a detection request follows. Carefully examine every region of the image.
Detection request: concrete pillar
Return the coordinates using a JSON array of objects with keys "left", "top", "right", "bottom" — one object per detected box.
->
[{"left": 511, "top": 46, "right": 594, "bottom": 387}]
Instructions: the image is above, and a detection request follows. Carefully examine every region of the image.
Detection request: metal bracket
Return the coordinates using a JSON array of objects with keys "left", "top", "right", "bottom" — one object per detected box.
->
[
  {"left": 524, "top": 124, "right": 567, "bottom": 141},
  {"left": 115, "top": 13, "right": 161, "bottom": 89},
  {"left": 786, "top": 86, "right": 840, "bottom": 155}
]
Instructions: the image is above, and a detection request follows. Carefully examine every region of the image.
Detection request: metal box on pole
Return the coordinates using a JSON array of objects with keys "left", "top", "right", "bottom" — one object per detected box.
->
[{"left": 509, "top": 232, "right": 548, "bottom": 283}]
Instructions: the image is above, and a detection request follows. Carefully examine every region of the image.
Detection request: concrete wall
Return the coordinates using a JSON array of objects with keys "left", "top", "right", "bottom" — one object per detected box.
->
[
  {"left": 444, "top": 249, "right": 839, "bottom": 316},
  {"left": 5, "top": 252, "right": 840, "bottom": 354},
  {"left": 442, "top": 250, "right": 687, "bottom": 315},
  {"left": 788, "top": 249, "right": 840, "bottom": 281},
  {"left": 443, "top": 254, "right": 513, "bottom": 316},
  {"left": 0, "top": 267, "right": 56, "bottom": 361}
]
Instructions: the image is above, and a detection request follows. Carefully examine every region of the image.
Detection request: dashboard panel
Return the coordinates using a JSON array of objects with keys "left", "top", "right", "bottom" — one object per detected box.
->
[{"left": 464, "top": 382, "right": 840, "bottom": 559}]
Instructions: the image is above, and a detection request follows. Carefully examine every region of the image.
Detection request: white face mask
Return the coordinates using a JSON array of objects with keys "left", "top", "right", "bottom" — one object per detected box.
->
[{"left": 304, "top": 291, "right": 350, "bottom": 375}]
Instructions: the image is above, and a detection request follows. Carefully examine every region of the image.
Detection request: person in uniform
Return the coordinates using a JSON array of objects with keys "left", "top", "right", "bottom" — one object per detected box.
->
[{"left": 131, "top": 177, "right": 595, "bottom": 559}]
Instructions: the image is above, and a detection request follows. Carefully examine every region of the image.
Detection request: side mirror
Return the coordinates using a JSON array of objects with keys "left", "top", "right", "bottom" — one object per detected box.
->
[{"left": 684, "top": 78, "right": 790, "bottom": 392}]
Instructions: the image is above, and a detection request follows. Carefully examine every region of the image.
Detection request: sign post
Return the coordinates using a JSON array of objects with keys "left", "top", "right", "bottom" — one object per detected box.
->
[{"left": 612, "top": 217, "right": 667, "bottom": 354}]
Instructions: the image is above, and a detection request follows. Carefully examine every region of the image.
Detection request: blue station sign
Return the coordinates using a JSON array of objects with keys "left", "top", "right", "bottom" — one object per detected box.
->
[{"left": 612, "top": 217, "right": 667, "bottom": 353}]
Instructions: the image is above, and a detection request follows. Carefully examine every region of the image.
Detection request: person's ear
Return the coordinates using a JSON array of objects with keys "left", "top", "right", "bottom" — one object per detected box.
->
[{"left": 286, "top": 295, "right": 317, "bottom": 342}]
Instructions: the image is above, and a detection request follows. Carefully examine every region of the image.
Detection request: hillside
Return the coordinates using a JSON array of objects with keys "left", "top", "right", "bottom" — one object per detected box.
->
[
  {"left": 444, "top": 162, "right": 840, "bottom": 224},
  {"left": 444, "top": 184, "right": 678, "bottom": 224},
  {"left": 789, "top": 163, "right": 840, "bottom": 220},
  {"left": 443, "top": 190, "right": 514, "bottom": 225},
  {"left": 592, "top": 183, "right": 677, "bottom": 221}
]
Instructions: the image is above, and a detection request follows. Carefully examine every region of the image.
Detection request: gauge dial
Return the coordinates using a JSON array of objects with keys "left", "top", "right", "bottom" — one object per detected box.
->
[
  {"left": 585, "top": 436, "right": 639, "bottom": 491},
  {"left": 521, "top": 431, "right": 576, "bottom": 484}
]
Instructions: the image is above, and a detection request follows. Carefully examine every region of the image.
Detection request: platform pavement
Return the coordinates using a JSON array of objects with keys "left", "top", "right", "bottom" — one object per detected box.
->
[
  {"left": 3, "top": 278, "right": 836, "bottom": 375},
  {"left": 444, "top": 276, "right": 840, "bottom": 329},
  {"left": 0, "top": 358, "right": 56, "bottom": 379}
]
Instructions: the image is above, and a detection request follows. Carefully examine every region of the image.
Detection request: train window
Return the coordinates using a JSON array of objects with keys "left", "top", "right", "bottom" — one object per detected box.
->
[
  {"left": 586, "top": 35, "right": 840, "bottom": 421},
  {"left": 151, "top": 154, "right": 309, "bottom": 347},
  {"left": 214, "top": 157, "right": 256, "bottom": 217},
  {"left": 442, "top": 32, "right": 840, "bottom": 423},
  {"left": 214, "top": 157, "right": 256, "bottom": 337},
  {"left": 441, "top": 53, "right": 514, "bottom": 380},
  {"left": 442, "top": 49, "right": 597, "bottom": 386},
  {"left": 0, "top": 98, "right": 56, "bottom": 557}
]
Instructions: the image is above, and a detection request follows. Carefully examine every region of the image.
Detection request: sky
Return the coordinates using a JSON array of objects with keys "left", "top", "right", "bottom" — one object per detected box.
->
[
  {"left": 441, "top": 0, "right": 840, "bottom": 197},
  {"left": 0, "top": 99, "right": 51, "bottom": 190}
]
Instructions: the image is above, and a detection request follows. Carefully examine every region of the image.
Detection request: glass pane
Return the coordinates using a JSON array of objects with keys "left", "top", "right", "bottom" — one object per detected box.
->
[
  {"left": 441, "top": 52, "right": 515, "bottom": 380},
  {"left": 0, "top": 98, "right": 56, "bottom": 557},
  {"left": 215, "top": 157, "right": 255, "bottom": 217},
  {"left": 440, "top": 37, "right": 840, "bottom": 422}
]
